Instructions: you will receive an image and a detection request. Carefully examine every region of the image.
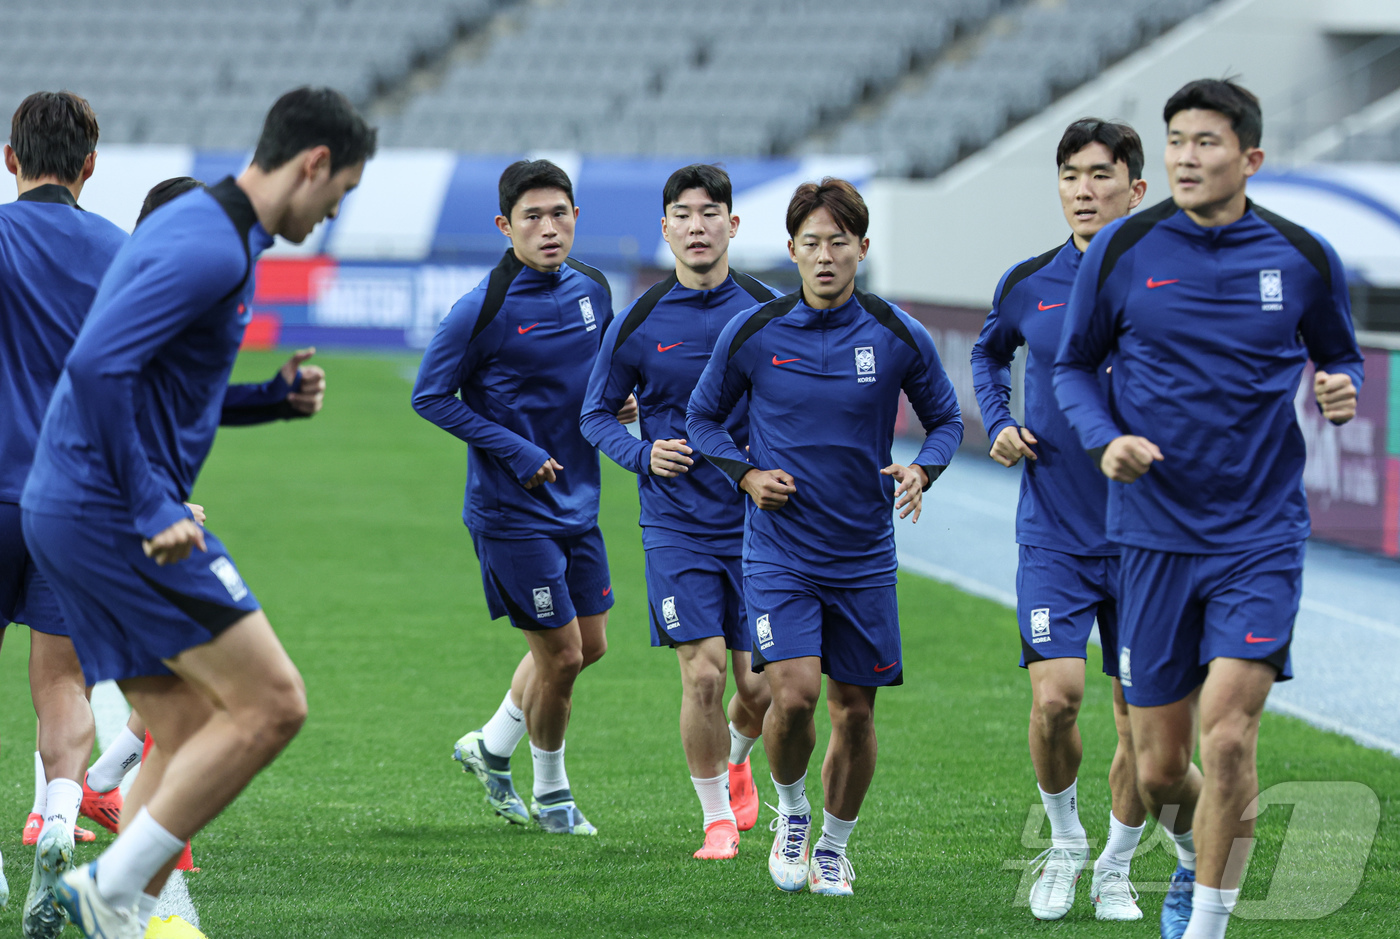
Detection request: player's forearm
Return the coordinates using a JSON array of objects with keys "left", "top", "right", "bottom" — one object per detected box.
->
[
  {"left": 411, "top": 393, "right": 548, "bottom": 480},
  {"left": 1052, "top": 367, "right": 1122, "bottom": 451},
  {"left": 579, "top": 406, "right": 649, "bottom": 475},
  {"left": 971, "top": 356, "right": 1017, "bottom": 445}
]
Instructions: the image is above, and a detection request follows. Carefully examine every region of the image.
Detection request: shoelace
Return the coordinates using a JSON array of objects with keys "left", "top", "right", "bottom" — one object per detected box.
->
[
  {"left": 765, "top": 803, "right": 809, "bottom": 863},
  {"left": 813, "top": 852, "right": 856, "bottom": 884},
  {"left": 1095, "top": 869, "right": 1140, "bottom": 903},
  {"left": 1029, "top": 848, "right": 1079, "bottom": 897}
]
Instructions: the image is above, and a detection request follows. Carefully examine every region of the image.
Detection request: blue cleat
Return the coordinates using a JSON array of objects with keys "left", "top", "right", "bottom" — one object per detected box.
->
[
  {"left": 1160, "top": 864, "right": 1195, "bottom": 939},
  {"left": 453, "top": 730, "right": 529, "bottom": 825},
  {"left": 529, "top": 790, "right": 597, "bottom": 835},
  {"left": 53, "top": 862, "right": 143, "bottom": 939}
]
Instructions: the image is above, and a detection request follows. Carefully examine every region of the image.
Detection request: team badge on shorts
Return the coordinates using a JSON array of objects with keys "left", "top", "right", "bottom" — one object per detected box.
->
[
  {"left": 1119, "top": 647, "right": 1132, "bottom": 686},
  {"left": 662, "top": 595, "right": 679, "bottom": 630},
  {"left": 855, "top": 346, "right": 876, "bottom": 383},
  {"left": 532, "top": 587, "right": 555, "bottom": 618},
  {"left": 580, "top": 297, "right": 597, "bottom": 331},
  {"left": 1030, "top": 607, "right": 1051, "bottom": 644},
  {"left": 208, "top": 557, "right": 248, "bottom": 602},
  {"left": 756, "top": 614, "right": 773, "bottom": 650}
]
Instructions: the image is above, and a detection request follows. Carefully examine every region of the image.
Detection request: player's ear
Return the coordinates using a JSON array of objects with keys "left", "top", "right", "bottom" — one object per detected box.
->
[
  {"left": 858, "top": 236, "right": 871, "bottom": 261},
  {"left": 1244, "top": 147, "right": 1265, "bottom": 178},
  {"left": 572, "top": 204, "right": 580, "bottom": 220},
  {"left": 80, "top": 151, "right": 96, "bottom": 184},
  {"left": 729, "top": 213, "right": 740, "bottom": 238},
  {"left": 787, "top": 238, "right": 797, "bottom": 263},
  {"left": 3, "top": 145, "right": 18, "bottom": 178},
  {"left": 1129, "top": 177, "right": 1147, "bottom": 210},
  {"left": 303, "top": 145, "right": 333, "bottom": 183},
  {"left": 495, "top": 214, "right": 512, "bottom": 238}
]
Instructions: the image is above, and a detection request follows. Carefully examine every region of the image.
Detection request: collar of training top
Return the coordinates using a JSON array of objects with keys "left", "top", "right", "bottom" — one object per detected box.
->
[
  {"left": 207, "top": 176, "right": 259, "bottom": 243},
  {"left": 17, "top": 184, "right": 80, "bottom": 208}
]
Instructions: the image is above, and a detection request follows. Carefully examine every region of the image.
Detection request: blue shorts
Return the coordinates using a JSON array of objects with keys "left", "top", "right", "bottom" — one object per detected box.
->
[
  {"left": 1117, "top": 542, "right": 1301, "bottom": 707},
  {"left": 1017, "top": 545, "right": 1120, "bottom": 678},
  {"left": 471, "top": 526, "right": 613, "bottom": 630},
  {"left": 744, "top": 570, "right": 902, "bottom": 687},
  {"left": 0, "top": 502, "right": 67, "bottom": 635},
  {"left": 22, "top": 509, "right": 262, "bottom": 685},
  {"left": 644, "top": 546, "right": 749, "bottom": 650}
]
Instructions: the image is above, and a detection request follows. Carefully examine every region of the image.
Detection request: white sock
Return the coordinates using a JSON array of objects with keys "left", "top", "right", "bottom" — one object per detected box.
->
[
  {"left": 728, "top": 724, "right": 758, "bottom": 765},
  {"left": 1094, "top": 812, "right": 1146, "bottom": 874},
  {"left": 88, "top": 726, "right": 146, "bottom": 793},
  {"left": 771, "top": 773, "right": 811, "bottom": 817},
  {"left": 530, "top": 742, "right": 569, "bottom": 799},
  {"left": 1182, "top": 885, "right": 1237, "bottom": 939},
  {"left": 42, "top": 778, "right": 83, "bottom": 838},
  {"left": 31, "top": 752, "right": 46, "bottom": 816},
  {"left": 481, "top": 691, "right": 528, "bottom": 760},
  {"left": 137, "top": 892, "right": 159, "bottom": 926},
  {"left": 1039, "top": 781, "right": 1088, "bottom": 849},
  {"left": 95, "top": 808, "right": 184, "bottom": 909},
  {"left": 814, "top": 811, "right": 857, "bottom": 855},
  {"left": 1170, "top": 827, "right": 1197, "bottom": 872},
  {"left": 691, "top": 773, "right": 734, "bottom": 828}
]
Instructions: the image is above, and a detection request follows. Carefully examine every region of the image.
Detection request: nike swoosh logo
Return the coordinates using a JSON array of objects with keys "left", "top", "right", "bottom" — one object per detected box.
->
[
  {"left": 657, "top": 342, "right": 683, "bottom": 352},
  {"left": 518, "top": 322, "right": 540, "bottom": 334},
  {"left": 1146, "top": 278, "right": 1179, "bottom": 289},
  {"left": 1244, "top": 632, "right": 1276, "bottom": 644},
  {"left": 873, "top": 661, "right": 899, "bottom": 673},
  {"left": 772, "top": 356, "right": 801, "bottom": 365},
  {"left": 602, "top": 586, "right": 612, "bottom": 597},
  {"left": 1038, "top": 301, "right": 1065, "bottom": 311}
]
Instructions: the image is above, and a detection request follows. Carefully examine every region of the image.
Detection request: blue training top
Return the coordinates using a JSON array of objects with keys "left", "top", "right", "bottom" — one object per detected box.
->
[
  {"left": 24, "top": 177, "right": 274, "bottom": 538},
  {"left": 0, "top": 185, "right": 127, "bottom": 503},
  {"left": 972, "top": 238, "right": 1116, "bottom": 557},
  {"left": 413, "top": 248, "right": 615, "bottom": 539},
  {"left": 580, "top": 271, "right": 776, "bottom": 556},
  {"left": 1053, "top": 198, "right": 1365, "bottom": 554},
  {"left": 686, "top": 289, "right": 964, "bottom": 587}
]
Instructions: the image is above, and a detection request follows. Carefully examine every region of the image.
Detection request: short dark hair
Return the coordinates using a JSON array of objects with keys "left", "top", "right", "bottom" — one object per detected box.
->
[
  {"left": 1056, "top": 118, "right": 1144, "bottom": 181},
  {"left": 252, "top": 87, "right": 377, "bottom": 174},
  {"left": 498, "top": 159, "right": 574, "bottom": 218},
  {"left": 9, "top": 91, "right": 100, "bottom": 184},
  {"left": 662, "top": 164, "right": 733, "bottom": 213},
  {"left": 1163, "top": 78, "right": 1262, "bottom": 150},
  {"left": 785, "top": 177, "right": 869, "bottom": 239},
  {"left": 136, "top": 177, "right": 204, "bottom": 227}
]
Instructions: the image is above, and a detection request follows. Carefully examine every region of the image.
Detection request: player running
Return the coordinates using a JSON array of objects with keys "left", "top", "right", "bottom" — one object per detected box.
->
[
  {"left": 580, "top": 164, "right": 775, "bottom": 860},
  {"left": 414, "top": 160, "right": 626, "bottom": 836},
  {"left": 1054, "top": 79, "right": 1363, "bottom": 939},
  {"left": 687, "top": 179, "right": 963, "bottom": 895},
  {"left": 971, "top": 118, "right": 1151, "bottom": 921},
  {"left": 21, "top": 87, "right": 374, "bottom": 938}
]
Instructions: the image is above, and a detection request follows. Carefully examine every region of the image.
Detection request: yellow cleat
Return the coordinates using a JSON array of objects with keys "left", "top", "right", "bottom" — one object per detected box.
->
[{"left": 146, "top": 914, "right": 209, "bottom": 939}]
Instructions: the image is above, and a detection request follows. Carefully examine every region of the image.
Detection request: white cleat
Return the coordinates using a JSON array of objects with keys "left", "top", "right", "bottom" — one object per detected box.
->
[
  {"left": 24, "top": 825, "right": 73, "bottom": 939},
  {"left": 767, "top": 808, "right": 812, "bottom": 892},
  {"left": 1027, "top": 846, "right": 1088, "bottom": 920},
  {"left": 53, "top": 862, "right": 144, "bottom": 939},
  {"left": 1091, "top": 868, "right": 1144, "bottom": 921},
  {"left": 807, "top": 849, "right": 855, "bottom": 896}
]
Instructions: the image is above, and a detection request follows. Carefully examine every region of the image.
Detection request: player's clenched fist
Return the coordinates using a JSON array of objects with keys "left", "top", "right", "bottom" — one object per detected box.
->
[
  {"left": 142, "top": 517, "right": 207, "bottom": 566},
  {"left": 990, "top": 425, "right": 1038, "bottom": 467},
  {"left": 740, "top": 468, "right": 796, "bottom": 510},
  {"left": 1099, "top": 435, "right": 1163, "bottom": 483},
  {"left": 1314, "top": 370, "right": 1357, "bottom": 425},
  {"left": 650, "top": 438, "right": 694, "bottom": 477}
]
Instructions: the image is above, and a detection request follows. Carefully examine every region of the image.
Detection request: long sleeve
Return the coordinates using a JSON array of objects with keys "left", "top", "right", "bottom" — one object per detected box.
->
[
  {"left": 580, "top": 314, "right": 650, "bottom": 475},
  {"left": 411, "top": 294, "right": 549, "bottom": 483},
  {"left": 685, "top": 314, "right": 754, "bottom": 488},
  {"left": 1053, "top": 234, "right": 1123, "bottom": 452},
  {"left": 219, "top": 372, "right": 302, "bottom": 425},
  {"left": 970, "top": 269, "right": 1023, "bottom": 445},
  {"left": 1300, "top": 238, "right": 1365, "bottom": 395},
  {"left": 904, "top": 317, "right": 964, "bottom": 483}
]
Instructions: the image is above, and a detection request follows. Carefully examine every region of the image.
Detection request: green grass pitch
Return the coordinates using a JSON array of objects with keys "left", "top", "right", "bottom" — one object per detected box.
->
[{"left": 0, "top": 350, "right": 1393, "bottom": 937}]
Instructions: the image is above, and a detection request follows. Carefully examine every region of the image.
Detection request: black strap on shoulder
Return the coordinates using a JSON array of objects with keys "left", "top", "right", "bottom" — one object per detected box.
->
[
  {"left": 728, "top": 292, "right": 800, "bottom": 359},
  {"left": 207, "top": 176, "right": 258, "bottom": 307},
  {"left": 613, "top": 273, "right": 677, "bottom": 352},
  {"left": 732, "top": 271, "right": 776, "bottom": 304},
  {"left": 1098, "top": 198, "right": 1177, "bottom": 290},
  {"left": 995, "top": 243, "right": 1063, "bottom": 306},
  {"left": 471, "top": 250, "right": 526, "bottom": 342},
  {"left": 855, "top": 291, "right": 918, "bottom": 353},
  {"left": 1251, "top": 201, "right": 1332, "bottom": 285},
  {"left": 566, "top": 257, "right": 611, "bottom": 296},
  {"left": 17, "top": 184, "right": 80, "bottom": 209}
]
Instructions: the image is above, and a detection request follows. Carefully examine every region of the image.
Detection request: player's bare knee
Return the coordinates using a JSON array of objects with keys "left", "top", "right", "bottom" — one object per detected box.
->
[
  {"left": 1199, "top": 721, "right": 1253, "bottom": 775},
  {"left": 1031, "top": 691, "right": 1080, "bottom": 734},
  {"left": 772, "top": 683, "right": 819, "bottom": 722},
  {"left": 544, "top": 644, "right": 585, "bottom": 682},
  {"left": 580, "top": 633, "right": 607, "bottom": 668},
  {"left": 685, "top": 665, "right": 726, "bottom": 710}
]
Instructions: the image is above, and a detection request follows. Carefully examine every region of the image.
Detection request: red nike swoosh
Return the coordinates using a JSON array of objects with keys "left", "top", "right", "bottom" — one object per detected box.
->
[
  {"left": 1244, "top": 632, "right": 1275, "bottom": 644},
  {"left": 602, "top": 586, "right": 612, "bottom": 597},
  {"left": 873, "top": 661, "right": 899, "bottom": 673},
  {"left": 1038, "top": 301, "right": 1065, "bottom": 311},
  {"left": 772, "top": 356, "right": 801, "bottom": 365},
  {"left": 657, "top": 341, "right": 683, "bottom": 352},
  {"left": 517, "top": 322, "right": 540, "bottom": 334},
  {"left": 1146, "top": 278, "right": 1179, "bottom": 289}
]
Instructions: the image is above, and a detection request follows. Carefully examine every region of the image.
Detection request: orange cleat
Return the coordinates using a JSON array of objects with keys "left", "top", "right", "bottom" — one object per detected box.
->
[
  {"left": 693, "top": 819, "right": 740, "bottom": 860},
  {"left": 22, "top": 812, "right": 96, "bottom": 845},
  {"left": 80, "top": 778, "right": 123, "bottom": 834},
  {"left": 175, "top": 840, "right": 198, "bottom": 872},
  {"left": 729, "top": 758, "right": 759, "bottom": 832}
]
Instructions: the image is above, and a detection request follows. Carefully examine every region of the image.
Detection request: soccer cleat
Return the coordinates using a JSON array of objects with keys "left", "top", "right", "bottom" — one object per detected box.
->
[
  {"left": 728, "top": 758, "right": 759, "bottom": 832},
  {"left": 1091, "top": 868, "right": 1143, "bottom": 921},
  {"left": 53, "top": 862, "right": 143, "bottom": 939},
  {"left": 453, "top": 730, "right": 529, "bottom": 825},
  {"left": 529, "top": 792, "right": 597, "bottom": 835},
  {"left": 1027, "top": 846, "right": 1088, "bottom": 920},
  {"left": 1160, "top": 864, "right": 1195, "bottom": 939},
  {"left": 23, "top": 814, "right": 96, "bottom": 846},
  {"left": 693, "top": 819, "right": 739, "bottom": 860},
  {"left": 145, "top": 914, "right": 208, "bottom": 938},
  {"left": 808, "top": 848, "right": 855, "bottom": 896},
  {"left": 767, "top": 808, "right": 812, "bottom": 892},
  {"left": 81, "top": 779, "right": 124, "bottom": 834},
  {"left": 24, "top": 824, "right": 74, "bottom": 939}
]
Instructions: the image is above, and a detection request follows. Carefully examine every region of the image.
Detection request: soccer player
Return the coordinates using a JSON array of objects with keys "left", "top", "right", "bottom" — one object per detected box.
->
[
  {"left": 21, "top": 87, "right": 375, "bottom": 937},
  {"left": 970, "top": 118, "right": 1151, "bottom": 921},
  {"left": 1054, "top": 79, "right": 1363, "bottom": 939},
  {"left": 580, "top": 164, "right": 775, "bottom": 860},
  {"left": 414, "top": 160, "right": 623, "bottom": 836},
  {"left": 687, "top": 179, "right": 963, "bottom": 895}
]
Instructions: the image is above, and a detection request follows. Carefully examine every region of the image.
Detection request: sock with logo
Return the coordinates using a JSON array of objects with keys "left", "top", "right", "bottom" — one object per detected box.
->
[
  {"left": 530, "top": 742, "right": 570, "bottom": 800},
  {"left": 1094, "top": 812, "right": 1146, "bottom": 874},
  {"left": 1170, "top": 827, "right": 1197, "bottom": 872},
  {"left": 87, "top": 725, "right": 146, "bottom": 793},
  {"left": 1182, "top": 885, "right": 1236, "bottom": 939},
  {"left": 31, "top": 752, "right": 46, "bottom": 817},
  {"left": 728, "top": 724, "right": 758, "bottom": 765},
  {"left": 772, "top": 773, "right": 811, "bottom": 818},
  {"left": 95, "top": 808, "right": 184, "bottom": 909},
  {"left": 1039, "top": 780, "right": 1088, "bottom": 849},
  {"left": 40, "top": 778, "right": 82, "bottom": 841},
  {"left": 814, "top": 811, "right": 857, "bottom": 855},
  {"left": 691, "top": 773, "right": 735, "bottom": 828},
  {"left": 481, "top": 691, "right": 528, "bottom": 762}
]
